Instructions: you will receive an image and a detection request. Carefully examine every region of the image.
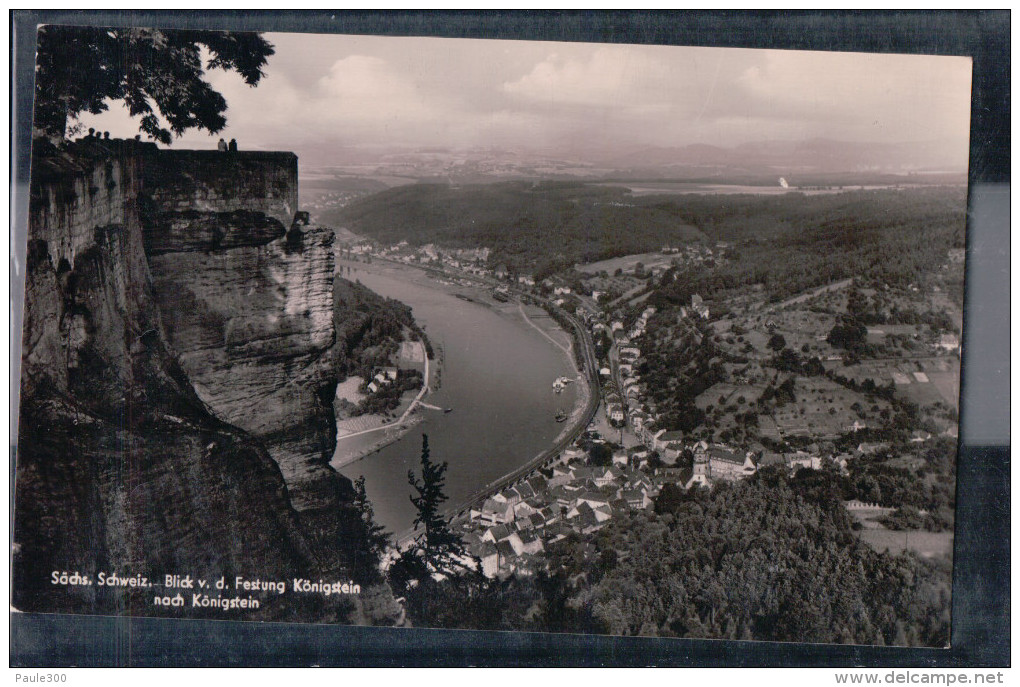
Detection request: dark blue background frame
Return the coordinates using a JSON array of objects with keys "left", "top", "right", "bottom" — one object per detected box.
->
[{"left": 9, "top": 10, "right": 1009, "bottom": 667}]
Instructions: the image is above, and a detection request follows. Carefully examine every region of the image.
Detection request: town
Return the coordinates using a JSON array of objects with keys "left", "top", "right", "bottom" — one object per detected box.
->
[{"left": 342, "top": 231, "right": 962, "bottom": 579}]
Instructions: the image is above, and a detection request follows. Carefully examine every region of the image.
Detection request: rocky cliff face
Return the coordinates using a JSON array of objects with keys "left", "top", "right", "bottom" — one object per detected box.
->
[
  {"left": 14, "top": 147, "right": 339, "bottom": 619},
  {"left": 138, "top": 152, "right": 348, "bottom": 539},
  {"left": 141, "top": 150, "right": 298, "bottom": 226},
  {"left": 14, "top": 143, "right": 400, "bottom": 624},
  {"left": 143, "top": 214, "right": 342, "bottom": 520}
]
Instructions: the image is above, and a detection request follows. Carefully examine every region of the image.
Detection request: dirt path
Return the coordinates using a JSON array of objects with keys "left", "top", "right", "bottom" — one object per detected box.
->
[
  {"left": 334, "top": 340, "right": 430, "bottom": 443},
  {"left": 517, "top": 301, "right": 573, "bottom": 360}
]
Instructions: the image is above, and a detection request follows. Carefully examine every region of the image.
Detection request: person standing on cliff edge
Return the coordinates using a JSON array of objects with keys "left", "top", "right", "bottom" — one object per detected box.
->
[
  {"left": 229, "top": 138, "right": 238, "bottom": 151},
  {"left": 217, "top": 138, "right": 227, "bottom": 151}
]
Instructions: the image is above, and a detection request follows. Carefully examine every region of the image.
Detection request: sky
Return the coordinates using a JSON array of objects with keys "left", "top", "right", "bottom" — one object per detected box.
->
[{"left": 76, "top": 31, "right": 974, "bottom": 166}]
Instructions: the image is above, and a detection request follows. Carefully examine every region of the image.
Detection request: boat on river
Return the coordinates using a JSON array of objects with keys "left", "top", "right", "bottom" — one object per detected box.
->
[{"left": 555, "top": 411, "right": 567, "bottom": 423}]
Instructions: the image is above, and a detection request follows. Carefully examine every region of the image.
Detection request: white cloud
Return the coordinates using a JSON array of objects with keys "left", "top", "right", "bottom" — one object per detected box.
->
[
  {"left": 316, "top": 56, "right": 427, "bottom": 113},
  {"left": 502, "top": 47, "right": 673, "bottom": 109}
]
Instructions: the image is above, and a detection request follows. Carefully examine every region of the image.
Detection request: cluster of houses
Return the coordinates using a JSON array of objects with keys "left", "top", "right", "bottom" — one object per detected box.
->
[
  {"left": 369, "top": 241, "right": 499, "bottom": 277},
  {"left": 454, "top": 428, "right": 862, "bottom": 578},
  {"left": 662, "top": 242, "right": 727, "bottom": 266},
  {"left": 458, "top": 447, "right": 662, "bottom": 578},
  {"left": 595, "top": 296, "right": 717, "bottom": 446},
  {"left": 595, "top": 307, "right": 658, "bottom": 432},
  {"left": 365, "top": 367, "right": 399, "bottom": 394}
]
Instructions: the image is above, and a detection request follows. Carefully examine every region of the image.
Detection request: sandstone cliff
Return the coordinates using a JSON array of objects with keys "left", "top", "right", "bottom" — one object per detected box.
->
[
  {"left": 143, "top": 208, "right": 342, "bottom": 525},
  {"left": 14, "top": 146, "right": 340, "bottom": 620},
  {"left": 137, "top": 151, "right": 352, "bottom": 547},
  {"left": 14, "top": 142, "right": 400, "bottom": 624}
]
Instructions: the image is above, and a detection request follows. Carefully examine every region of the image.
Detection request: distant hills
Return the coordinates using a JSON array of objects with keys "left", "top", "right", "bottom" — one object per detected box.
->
[
  {"left": 602, "top": 138, "right": 966, "bottom": 174},
  {"left": 333, "top": 182, "right": 967, "bottom": 288},
  {"left": 296, "top": 137, "right": 968, "bottom": 186},
  {"left": 330, "top": 181, "right": 706, "bottom": 276}
]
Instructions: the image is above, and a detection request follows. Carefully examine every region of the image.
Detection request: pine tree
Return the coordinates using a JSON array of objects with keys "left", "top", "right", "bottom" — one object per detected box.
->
[
  {"left": 407, "top": 434, "right": 464, "bottom": 574},
  {"left": 349, "top": 475, "right": 390, "bottom": 583}
]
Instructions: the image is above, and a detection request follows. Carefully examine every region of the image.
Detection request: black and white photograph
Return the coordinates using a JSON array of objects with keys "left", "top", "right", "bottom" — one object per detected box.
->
[{"left": 13, "top": 19, "right": 981, "bottom": 653}]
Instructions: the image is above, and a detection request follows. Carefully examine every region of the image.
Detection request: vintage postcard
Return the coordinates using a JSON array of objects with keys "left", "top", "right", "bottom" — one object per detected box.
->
[{"left": 14, "top": 24, "right": 970, "bottom": 646}]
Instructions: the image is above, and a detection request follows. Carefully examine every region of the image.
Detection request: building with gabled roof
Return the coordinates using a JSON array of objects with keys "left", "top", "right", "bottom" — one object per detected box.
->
[
  {"left": 527, "top": 475, "right": 548, "bottom": 493},
  {"left": 495, "top": 540, "right": 516, "bottom": 570},
  {"left": 576, "top": 508, "right": 604, "bottom": 534},
  {"left": 622, "top": 489, "right": 652, "bottom": 509},
  {"left": 500, "top": 486, "right": 523, "bottom": 507},
  {"left": 513, "top": 499, "right": 539, "bottom": 520},
  {"left": 517, "top": 529, "right": 544, "bottom": 555},
  {"left": 475, "top": 542, "right": 499, "bottom": 578},
  {"left": 475, "top": 497, "right": 515, "bottom": 526},
  {"left": 481, "top": 523, "right": 512, "bottom": 543},
  {"left": 515, "top": 482, "right": 536, "bottom": 501},
  {"left": 574, "top": 492, "right": 612, "bottom": 510},
  {"left": 708, "top": 446, "right": 757, "bottom": 481}
]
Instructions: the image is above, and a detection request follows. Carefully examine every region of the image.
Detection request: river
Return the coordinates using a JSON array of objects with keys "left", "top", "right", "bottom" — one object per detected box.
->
[{"left": 333, "top": 262, "right": 578, "bottom": 534}]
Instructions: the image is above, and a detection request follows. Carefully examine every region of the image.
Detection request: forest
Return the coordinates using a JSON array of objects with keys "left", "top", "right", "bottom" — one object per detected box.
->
[
  {"left": 648, "top": 187, "right": 966, "bottom": 307},
  {"left": 334, "top": 181, "right": 705, "bottom": 275},
  {"left": 337, "top": 183, "right": 965, "bottom": 307},
  {"left": 565, "top": 469, "right": 952, "bottom": 644},
  {"left": 333, "top": 277, "right": 429, "bottom": 381},
  {"left": 391, "top": 466, "right": 951, "bottom": 646}
]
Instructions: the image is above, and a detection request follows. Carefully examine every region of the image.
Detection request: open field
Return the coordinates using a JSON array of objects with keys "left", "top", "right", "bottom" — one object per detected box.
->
[
  {"left": 576, "top": 252, "right": 679, "bottom": 275},
  {"left": 928, "top": 371, "right": 961, "bottom": 408},
  {"left": 824, "top": 357, "right": 960, "bottom": 408},
  {"left": 859, "top": 529, "right": 954, "bottom": 559},
  {"left": 765, "top": 376, "right": 889, "bottom": 439}
]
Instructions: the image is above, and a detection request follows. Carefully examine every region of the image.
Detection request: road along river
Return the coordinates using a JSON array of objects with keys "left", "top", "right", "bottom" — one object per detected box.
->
[{"left": 332, "top": 260, "right": 585, "bottom": 535}]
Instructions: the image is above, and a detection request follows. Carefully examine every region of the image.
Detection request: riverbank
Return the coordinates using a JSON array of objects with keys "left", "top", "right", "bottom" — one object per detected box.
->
[
  {"left": 514, "top": 301, "right": 592, "bottom": 445},
  {"left": 332, "top": 335, "right": 436, "bottom": 468},
  {"left": 330, "top": 256, "right": 589, "bottom": 489},
  {"left": 332, "top": 413, "right": 425, "bottom": 470}
]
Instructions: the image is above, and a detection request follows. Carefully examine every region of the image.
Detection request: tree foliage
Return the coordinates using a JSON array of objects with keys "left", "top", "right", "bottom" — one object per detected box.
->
[
  {"left": 392, "top": 435, "right": 466, "bottom": 589},
  {"left": 827, "top": 317, "right": 869, "bottom": 351},
  {"left": 333, "top": 181, "right": 705, "bottom": 275},
  {"left": 648, "top": 187, "right": 966, "bottom": 308},
  {"left": 558, "top": 472, "right": 951, "bottom": 645},
  {"left": 34, "top": 25, "right": 274, "bottom": 143},
  {"left": 334, "top": 277, "right": 427, "bottom": 381},
  {"left": 767, "top": 333, "right": 787, "bottom": 351},
  {"left": 344, "top": 476, "right": 390, "bottom": 584}
]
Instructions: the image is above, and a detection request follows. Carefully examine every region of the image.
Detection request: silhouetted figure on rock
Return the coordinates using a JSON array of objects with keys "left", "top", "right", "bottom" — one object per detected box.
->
[
  {"left": 217, "top": 138, "right": 227, "bottom": 151},
  {"left": 228, "top": 138, "right": 237, "bottom": 151}
]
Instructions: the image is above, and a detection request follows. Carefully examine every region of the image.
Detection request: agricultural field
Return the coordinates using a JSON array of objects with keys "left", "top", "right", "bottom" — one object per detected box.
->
[
  {"left": 768, "top": 375, "right": 890, "bottom": 439},
  {"left": 577, "top": 251, "right": 680, "bottom": 276},
  {"left": 825, "top": 357, "right": 961, "bottom": 408},
  {"left": 858, "top": 529, "right": 954, "bottom": 560}
]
